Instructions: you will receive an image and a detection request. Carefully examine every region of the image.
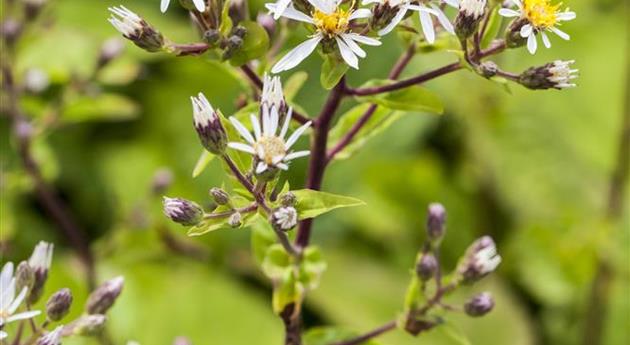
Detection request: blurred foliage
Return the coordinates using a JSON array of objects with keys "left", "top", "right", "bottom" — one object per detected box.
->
[{"left": 1, "top": 0, "right": 628, "bottom": 344}]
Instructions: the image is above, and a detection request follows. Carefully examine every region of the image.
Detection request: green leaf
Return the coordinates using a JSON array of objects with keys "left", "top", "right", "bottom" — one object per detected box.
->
[
  {"left": 291, "top": 189, "right": 365, "bottom": 219},
  {"left": 356, "top": 80, "right": 444, "bottom": 113},
  {"left": 320, "top": 54, "right": 348, "bottom": 90},
  {"left": 262, "top": 244, "right": 293, "bottom": 280},
  {"left": 328, "top": 104, "right": 402, "bottom": 160},
  {"left": 229, "top": 21, "right": 270, "bottom": 66},
  {"left": 61, "top": 93, "right": 139, "bottom": 123},
  {"left": 251, "top": 220, "right": 277, "bottom": 264},
  {"left": 436, "top": 322, "right": 472, "bottom": 345},
  {"left": 192, "top": 150, "right": 216, "bottom": 178},
  {"left": 283, "top": 71, "right": 308, "bottom": 102},
  {"left": 304, "top": 327, "right": 383, "bottom": 345},
  {"left": 299, "top": 246, "right": 327, "bottom": 290},
  {"left": 481, "top": 6, "right": 502, "bottom": 48},
  {"left": 219, "top": 0, "right": 233, "bottom": 35}
]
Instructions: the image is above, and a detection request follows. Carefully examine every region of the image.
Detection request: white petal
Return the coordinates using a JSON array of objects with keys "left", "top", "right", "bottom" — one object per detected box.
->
[
  {"left": 269, "top": 106, "right": 279, "bottom": 136},
  {"left": 270, "top": 0, "right": 292, "bottom": 19},
  {"left": 285, "top": 121, "right": 312, "bottom": 149},
  {"left": 444, "top": 0, "right": 460, "bottom": 8},
  {"left": 362, "top": 0, "right": 381, "bottom": 4},
  {"left": 193, "top": 0, "right": 206, "bottom": 11},
  {"left": 378, "top": 7, "right": 407, "bottom": 36},
  {"left": 229, "top": 117, "right": 255, "bottom": 144},
  {"left": 0, "top": 278, "right": 15, "bottom": 311},
  {"left": 550, "top": 27, "right": 570, "bottom": 40},
  {"left": 541, "top": 31, "right": 551, "bottom": 48},
  {"left": 498, "top": 8, "right": 520, "bottom": 17},
  {"left": 308, "top": 0, "right": 334, "bottom": 13},
  {"left": 272, "top": 155, "right": 284, "bottom": 164},
  {"left": 277, "top": 163, "right": 289, "bottom": 170},
  {"left": 336, "top": 37, "right": 359, "bottom": 69},
  {"left": 0, "top": 331, "right": 7, "bottom": 339},
  {"left": 272, "top": 35, "right": 322, "bottom": 73},
  {"left": 527, "top": 33, "right": 537, "bottom": 54},
  {"left": 8, "top": 287, "right": 27, "bottom": 314},
  {"left": 250, "top": 114, "right": 262, "bottom": 140},
  {"left": 280, "top": 108, "right": 293, "bottom": 139},
  {"left": 228, "top": 142, "right": 256, "bottom": 154},
  {"left": 256, "top": 162, "right": 268, "bottom": 174},
  {"left": 349, "top": 8, "right": 372, "bottom": 20},
  {"left": 262, "top": 105, "right": 271, "bottom": 135},
  {"left": 520, "top": 24, "right": 532, "bottom": 38},
  {"left": 431, "top": 5, "right": 454, "bottom": 34},
  {"left": 556, "top": 11, "right": 576, "bottom": 21},
  {"left": 419, "top": 10, "right": 435, "bottom": 43},
  {"left": 340, "top": 34, "right": 366, "bottom": 58},
  {"left": 160, "top": 0, "right": 170, "bottom": 13},
  {"left": 6, "top": 310, "right": 41, "bottom": 323},
  {"left": 268, "top": 4, "right": 314, "bottom": 23},
  {"left": 284, "top": 150, "right": 310, "bottom": 161},
  {"left": 0, "top": 262, "right": 13, "bottom": 292},
  {"left": 344, "top": 33, "right": 381, "bottom": 46}
]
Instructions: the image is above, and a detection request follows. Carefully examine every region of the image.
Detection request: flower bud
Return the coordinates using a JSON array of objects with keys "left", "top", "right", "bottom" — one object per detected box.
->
[
  {"left": 455, "top": 0, "right": 487, "bottom": 41},
  {"left": 271, "top": 206, "right": 298, "bottom": 232},
  {"left": 464, "top": 292, "right": 494, "bottom": 317},
  {"left": 477, "top": 61, "right": 498, "bottom": 78},
  {"left": 519, "top": 60, "right": 578, "bottom": 90},
  {"left": 415, "top": 252, "right": 438, "bottom": 281},
  {"left": 257, "top": 12, "right": 276, "bottom": 37},
  {"left": 504, "top": 18, "right": 528, "bottom": 48},
  {"left": 222, "top": 35, "right": 243, "bottom": 60},
  {"left": 191, "top": 93, "right": 228, "bottom": 154},
  {"left": 108, "top": 6, "right": 164, "bottom": 52},
  {"left": 15, "top": 261, "right": 34, "bottom": 293},
  {"left": 24, "top": 0, "right": 47, "bottom": 21},
  {"left": 1, "top": 18, "right": 22, "bottom": 46},
  {"left": 261, "top": 75, "right": 288, "bottom": 120},
  {"left": 369, "top": 2, "right": 404, "bottom": 36},
  {"left": 203, "top": 29, "right": 221, "bottom": 46},
  {"left": 209, "top": 187, "right": 230, "bottom": 205},
  {"left": 426, "top": 203, "right": 446, "bottom": 244},
  {"left": 46, "top": 288, "right": 73, "bottom": 321},
  {"left": 72, "top": 314, "right": 107, "bottom": 336},
  {"left": 279, "top": 192, "right": 297, "bottom": 207},
  {"left": 231, "top": 26, "right": 247, "bottom": 39},
  {"left": 86, "top": 276, "right": 124, "bottom": 315},
  {"left": 404, "top": 317, "right": 437, "bottom": 336},
  {"left": 163, "top": 197, "right": 204, "bottom": 226},
  {"left": 97, "top": 38, "right": 125, "bottom": 69},
  {"left": 28, "top": 241, "right": 54, "bottom": 304},
  {"left": 228, "top": 212, "right": 242, "bottom": 228},
  {"left": 456, "top": 236, "right": 501, "bottom": 283},
  {"left": 37, "top": 326, "right": 63, "bottom": 345},
  {"left": 151, "top": 168, "right": 173, "bottom": 195}
]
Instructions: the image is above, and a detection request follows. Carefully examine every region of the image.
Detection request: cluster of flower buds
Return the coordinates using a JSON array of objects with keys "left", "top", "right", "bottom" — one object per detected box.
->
[
  {"left": 221, "top": 26, "right": 248, "bottom": 60},
  {"left": 108, "top": 6, "right": 164, "bottom": 52},
  {"left": 518, "top": 60, "right": 578, "bottom": 90},
  {"left": 163, "top": 197, "right": 205, "bottom": 226}
]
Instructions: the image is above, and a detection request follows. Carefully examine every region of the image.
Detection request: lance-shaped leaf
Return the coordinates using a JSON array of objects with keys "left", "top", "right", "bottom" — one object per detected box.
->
[
  {"left": 290, "top": 189, "right": 366, "bottom": 220},
  {"left": 356, "top": 79, "right": 444, "bottom": 113}
]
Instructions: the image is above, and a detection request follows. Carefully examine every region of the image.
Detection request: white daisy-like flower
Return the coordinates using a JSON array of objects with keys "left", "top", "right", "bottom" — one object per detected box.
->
[
  {"left": 267, "top": 0, "right": 381, "bottom": 73},
  {"left": 362, "top": 0, "right": 441, "bottom": 36},
  {"left": 0, "top": 262, "right": 42, "bottom": 337},
  {"left": 546, "top": 60, "right": 578, "bottom": 88},
  {"left": 160, "top": 0, "right": 206, "bottom": 13},
  {"left": 273, "top": 206, "right": 299, "bottom": 230},
  {"left": 498, "top": 0, "right": 576, "bottom": 54},
  {"left": 37, "top": 326, "right": 63, "bottom": 345},
  {"left": 228, "top": 106, "right": 311, "bottom": 174}
]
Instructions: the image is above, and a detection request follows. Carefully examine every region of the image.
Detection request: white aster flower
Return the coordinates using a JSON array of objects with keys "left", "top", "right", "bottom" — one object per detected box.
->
[
  {"left": 273, "top": 206, "right": 299, "bottom": 230},
  {"left": 37, "top": 326, "right": 64, "bottom": 345},
  {"left": 362, "top": 0, "right": 441, "bottom": 37},
  {"left": 0, "top": 262, "right": 42, "bottom": 334},
  {"left": 267, "top": 0, "right": 381, "bottom": 72},
  {"left": 160, "top": 0, "right": 206, "bottom": 13},
  {"left": 228, "top": 106, "right": 311, "bottom": 174},
  {"left": 498, "top": 0, "right": 576, "bottom": 54}
]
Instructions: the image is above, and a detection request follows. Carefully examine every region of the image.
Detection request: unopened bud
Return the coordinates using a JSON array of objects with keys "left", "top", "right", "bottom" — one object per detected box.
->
[
  {"left": 15, "top": 261, "right": 34, "bottom": 293},
  {"left": 222, "top": 36, "right": 243, "bottom": 60},
  {"left": 86, "top": 276, "right": 124, "bottom": 315},
  {"left": 504, "top": 18, "right": 528, "bottom": 48},
  {"left": 46, "top": 288, "right": 73, "bottom": 321},
  {"left": 28, "top": 241, "right": 54, "bottom": 304},
  {"left": 404, "top": 317, "right": 438, "bottom": 336},
  {"left": 369, "top": 2, "right": 403, "bottom": 36},
  {"left": 457, "top": 236, "right": 501, "bottom": 283},
  {"left": 1, "top": 19, "right": 23, "bottom": 45},
  {"left": 257, "top": 12, "right": 276, "bottom": 37},
  {"left": 191, "top": 93, "right": 228, "bottom": 154},
  {"left": 519, "top": 60, "right": 578, "bottom": 90},
  {"left": 231, "top": 26, "right": 247, "bottom": 39},
  {"left": 23, "top": 0, "right": 48, "bottom": 21},
  {"left": 97, "top": 38, "right": 125, "bottom": 69},
  {"left": 210, "top": 187, "right": 230, "bottom": 205},
  {"left": 426, "top": 203, "right": 446, "bottom": 244},
  {"left": 279, "top": 192, "right": 296, "bottom": 207},
  {"left": 455, "top": 0, "right": 487, "bottom": 40},
  {"left": 477, "top": 61, "right": 498, "bottom": 78},
  {"left": 37, "top": 326, "right": 63, "bottom": 345},
  {"left": 464, "top": 292, "right": 494, "bottom": 317},
  {"left": 416, "top": 252, "right": 438, "bottom": 281},
  {"left": 228, "top": 212, "right": 242, "bottom": 228},
  {"left": 203, "top": 29, "right": 221, "bottom": 46},
  {"left": 151, "top": 168, "right": 173, "bottom": 195},
  {"left": 108, "top": 6, "right": 164, "bottom": 52},
  {"left": 271, "top": 206, "right": 298, "bottom": 232},
  {"left": 163, "top": 197, "right": 204, "bottom": 226},
  {"left": 72, "top": 314, "right": 107, "bottom": 336}
]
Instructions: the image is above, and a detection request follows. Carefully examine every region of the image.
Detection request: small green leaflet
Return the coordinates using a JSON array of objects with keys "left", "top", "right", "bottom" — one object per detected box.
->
[
  {"left": 356, "top": 79, "right": 444, "bottom": 113},
  {"left": 291, "top": 189, "right": 365, "bottom": 219}
]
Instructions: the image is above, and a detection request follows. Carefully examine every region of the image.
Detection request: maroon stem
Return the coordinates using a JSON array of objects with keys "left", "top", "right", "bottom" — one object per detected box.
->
[
  {"left": 295, "top": 78, "right": 346, "bottom": 248},
  {"left": 330, "top": 321, "right": 397, "bottom": 345}
]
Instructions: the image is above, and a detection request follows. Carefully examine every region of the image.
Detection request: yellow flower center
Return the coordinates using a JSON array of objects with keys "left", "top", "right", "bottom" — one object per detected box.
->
[
  {"left": 312, "top": 8, "right": 351, "bottom": 37},
  {"left": 254, "top": 136, "right": 286, "bottom": 164},
  {"left": 523, "top": 0, "right": 560, "bottom": 28}
]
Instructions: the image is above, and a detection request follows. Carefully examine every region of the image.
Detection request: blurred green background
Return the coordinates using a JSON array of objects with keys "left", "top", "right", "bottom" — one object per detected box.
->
[{"left": 1, "top": 0, "right": 628, "bottom": 344}]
